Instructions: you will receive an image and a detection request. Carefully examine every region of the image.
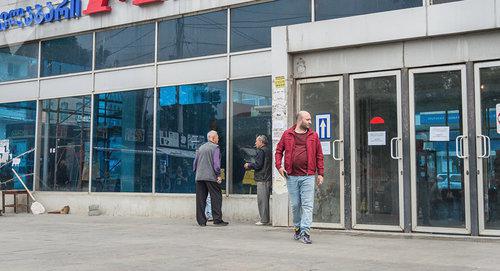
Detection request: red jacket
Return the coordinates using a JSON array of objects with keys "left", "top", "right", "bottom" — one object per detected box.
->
[{"left": 275, "top": 125, "right": 324, "bottom": 176}]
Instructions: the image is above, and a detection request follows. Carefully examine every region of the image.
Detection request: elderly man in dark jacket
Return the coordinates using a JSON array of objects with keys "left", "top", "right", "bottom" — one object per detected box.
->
[{"left": 245, "top": 135, "right": 272, "bottom": 226}]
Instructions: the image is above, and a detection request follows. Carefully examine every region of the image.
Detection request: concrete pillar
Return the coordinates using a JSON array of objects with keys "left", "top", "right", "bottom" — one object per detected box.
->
[{"left": 271, "top": 26, "right": 293, "bottom": 227}]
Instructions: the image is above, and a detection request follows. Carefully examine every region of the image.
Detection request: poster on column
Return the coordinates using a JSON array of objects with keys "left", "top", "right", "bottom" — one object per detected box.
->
[{"left": 0, "top": 139, "right": 9, "bottom": 163}]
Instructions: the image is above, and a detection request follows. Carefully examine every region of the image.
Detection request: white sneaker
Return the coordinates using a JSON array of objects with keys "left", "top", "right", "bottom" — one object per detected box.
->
[{"left": 255, "top": 222, "right": 269, "bottom": 226}]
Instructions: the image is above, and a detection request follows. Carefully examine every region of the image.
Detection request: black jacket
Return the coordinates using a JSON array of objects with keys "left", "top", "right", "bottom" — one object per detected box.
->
[{"left": 249, "top": 145, "right": 272, "bottom": 182}]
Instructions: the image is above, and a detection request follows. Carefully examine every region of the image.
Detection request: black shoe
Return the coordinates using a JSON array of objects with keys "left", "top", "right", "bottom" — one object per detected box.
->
[
  {"left": 199, "top": 223, "right": 207, "bottom": 227},
  {"left": 214, "top": 221, "right": 229, "bottom": 226},
  {"left": 301, "top": 233, "right": 312, "bottom": 244},
  {"left": 293, "top": 227, "right": 301, "bottom": 240}
]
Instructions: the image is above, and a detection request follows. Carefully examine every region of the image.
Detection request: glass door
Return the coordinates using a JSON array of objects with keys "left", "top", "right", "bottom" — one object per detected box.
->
[
  {"left": 410, "top": 65, "right": 471, "bottom": 234},
  {"left": 350, "top": 71, "right": 404, "bottom": 231},
  {"left": 475, "top": 61, "right": 500, "bottom": 236},
  {"left": 297, "top": 76, "right": 344, "bottom": 228}
]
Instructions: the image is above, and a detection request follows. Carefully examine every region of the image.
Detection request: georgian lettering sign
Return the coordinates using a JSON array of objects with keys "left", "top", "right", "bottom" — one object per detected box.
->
[
  {"left": 0, "top": 0, "right": 165, "bottom": 32},
  {"left": 0, "top": 0, "right": 82, "bottom": 31}
]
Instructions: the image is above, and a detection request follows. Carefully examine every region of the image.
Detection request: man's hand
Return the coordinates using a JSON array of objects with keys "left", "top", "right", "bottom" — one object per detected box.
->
[
  {"left": 317, "top": 175, "right": 324, "bottom": 186},
  {"left": 278, "top": 167, "right": 286, "bottom": 178},
  {"left": 217, "top": 176, "right": 222, "bottom": 184}
]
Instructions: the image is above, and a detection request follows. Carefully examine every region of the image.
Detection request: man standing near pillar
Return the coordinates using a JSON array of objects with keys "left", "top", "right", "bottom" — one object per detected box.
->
[
  {"left": 275, "top": 111, "right": 324, "bottom": 244},
  {"left": 194, "top": 130, "right": 228, "bottom": 227}
]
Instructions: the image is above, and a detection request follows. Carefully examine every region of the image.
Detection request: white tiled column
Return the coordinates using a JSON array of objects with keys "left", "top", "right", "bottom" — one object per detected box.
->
[{"left": 271, "top": 26, "right": 293, "bottom": 227}]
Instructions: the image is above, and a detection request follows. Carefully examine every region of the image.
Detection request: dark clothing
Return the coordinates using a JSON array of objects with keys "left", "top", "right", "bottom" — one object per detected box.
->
[
  {"left": 196, "top": 181, "right": 223, "bottom": 225},
  {"left": 248, "top": 145, "right": 272, "bottom": 182},
  {"left": 291, "top": 132, "right": 308, "bottom": 176},
  {"left": 193, "top": 142, "right": 221, "bottom": 182},
  {"left": 275, "top": 125, "right": 324, "bottom": 177},
  {"left": 257, "top": 181, "right": 272, "bottom": 223}
]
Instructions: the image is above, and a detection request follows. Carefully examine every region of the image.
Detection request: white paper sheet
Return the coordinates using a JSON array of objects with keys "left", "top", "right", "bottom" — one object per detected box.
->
[
  {"left": 429, "top": 126, "right": 450, "bottom": 142},
  {"left": 368, "top": 131, "right": 386, "bottom": 146},
  {"left": 321, "top": 142, "right": 331, "bottom": 155}
]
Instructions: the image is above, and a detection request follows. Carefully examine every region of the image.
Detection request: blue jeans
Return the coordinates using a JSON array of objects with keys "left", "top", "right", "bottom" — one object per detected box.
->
[{"left": 287, "top": 175, "right": 315, "bottom": 235}]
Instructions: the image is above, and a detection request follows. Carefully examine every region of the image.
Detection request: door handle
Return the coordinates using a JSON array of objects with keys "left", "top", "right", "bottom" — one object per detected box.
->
[
  {"left": 485, "top": 135, "right": 491, "bottom": 159},
  {"left": 390, "top": 137, "right": 402, "bottom": 160},
  {"left": 477, "top": 135, "right": 489, "bottom": 159},
  {"left": 332, "top": 139, "right": 343, "bottom": 161},
  {"left": 455, "top": 135, "right": 467, "bottom": 159}
]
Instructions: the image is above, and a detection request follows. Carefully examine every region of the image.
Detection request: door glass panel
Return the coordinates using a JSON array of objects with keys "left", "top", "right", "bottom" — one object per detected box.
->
[
  {"left": 479, "top": 66, "right": 500, "bottom": 230},
  {"left": 414, "top": 70, "right": 466, "bottom": 228},
  {"left": 300, "top": 81, "right": 341, "bottom": 224},
  {"left": 354, "top": 76, "right": 400, "bottom": 226}
]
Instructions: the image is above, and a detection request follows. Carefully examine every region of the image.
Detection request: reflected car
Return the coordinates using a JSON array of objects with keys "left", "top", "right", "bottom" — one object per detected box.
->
[{"left": 437, "top": 173, "right": 462, "bottom": 190}]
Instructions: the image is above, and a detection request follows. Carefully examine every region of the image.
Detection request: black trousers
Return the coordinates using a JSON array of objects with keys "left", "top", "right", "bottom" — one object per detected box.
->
[{"left": 196, "top": 181, "right": 223, "bottom": 225}]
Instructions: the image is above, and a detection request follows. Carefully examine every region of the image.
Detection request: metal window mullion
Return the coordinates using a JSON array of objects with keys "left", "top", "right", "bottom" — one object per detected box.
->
[
  {"left": 225, "top": 7, "right": 231, "bottom": 196},
  {"left": 33, "top": 100, "right": 41, "bottom": 192},
  {"left": 88, "top": 94, "right": 95, "bottom": 194},
  {"left": 311, "top": 0, "right": 315, "bottom": 22},
  {"left": 152, "top": 20, "right": 159, "bottom": 195}
]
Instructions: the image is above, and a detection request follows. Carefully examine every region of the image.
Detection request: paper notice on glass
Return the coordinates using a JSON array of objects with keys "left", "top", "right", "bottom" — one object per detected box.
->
[
  {"left": 497, "top": 104, "right": 500, "bottom": 134},
  {"left": 12, "top": 158, "right": 21, "bottom": 166},
  {"left": 368, "top": 131, "right": 386, "bottom": 146},
  {"left": 429, "top": 126, "right": 449, "bottom": 142},
  {"left": 321, "top": 142, "right": 331, "bottom": 155}
]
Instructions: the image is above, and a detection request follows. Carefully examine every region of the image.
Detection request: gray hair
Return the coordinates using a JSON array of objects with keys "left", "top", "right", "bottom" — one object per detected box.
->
[
  {"left": 256, "top": 135, "right": 268, "bottom": 145},
  {"left": 207, "top": 130, "right": 218, "bottom": 140}
]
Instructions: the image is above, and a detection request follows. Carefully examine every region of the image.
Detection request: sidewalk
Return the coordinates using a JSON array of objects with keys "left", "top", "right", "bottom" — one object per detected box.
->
[{"left": 0, "top": 214, "right": 499, "bottom": 271}]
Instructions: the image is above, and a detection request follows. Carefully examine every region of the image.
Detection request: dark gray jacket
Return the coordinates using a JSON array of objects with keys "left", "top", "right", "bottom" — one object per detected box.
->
[
  {"left": 248, "top": 145, "right": 272, "bottom": 182},
  {"left": 193, "top": 142, "right": 221, "bottom": 182}
]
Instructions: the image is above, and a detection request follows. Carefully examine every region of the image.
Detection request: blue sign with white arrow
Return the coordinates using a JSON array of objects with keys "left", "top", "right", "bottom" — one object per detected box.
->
[{"left": 315, "top": 114, "right": 331, "bottom": 140}]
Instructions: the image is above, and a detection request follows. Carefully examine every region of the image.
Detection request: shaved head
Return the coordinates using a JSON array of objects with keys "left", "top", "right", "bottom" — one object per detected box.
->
[{"left": 295, "top": 111, "right": 312, "bottom": 131}]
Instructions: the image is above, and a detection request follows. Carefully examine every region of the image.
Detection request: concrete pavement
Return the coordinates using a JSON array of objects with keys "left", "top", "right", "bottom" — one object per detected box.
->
[{"left": 1, "top": 214, "right": 499, "bottom": 271}]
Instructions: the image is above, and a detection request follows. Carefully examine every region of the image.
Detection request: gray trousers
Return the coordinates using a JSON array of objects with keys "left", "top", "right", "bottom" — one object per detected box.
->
[{"left": 257, "top": 181, "right": 272, "bottom": 223}]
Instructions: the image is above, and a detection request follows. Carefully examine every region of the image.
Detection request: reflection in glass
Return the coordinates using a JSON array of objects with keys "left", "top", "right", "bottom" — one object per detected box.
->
[
  {"left": 39, "top": 96, "right": 91, "bottom": 191},
  {"left": 315, "top": 0, "right": 421, "bottom": 21},
  {"left": 301, "top": 81, "right": 341, "bottom": 224},
  {"left": 96, "top": 23, "right": 155, "bottom": 69},
  {"left": 432, "top": 0, "right": 462, "bottom": 4},
  {"left": 232, "top": 77, "right": 272, "bottom": 194},
  {"left": 354, "top": 76, "right": 400, "bottom": 226},
  {"left": 230, "top": 0, "right": 310, "bottom": 52},
  {"left": 479, "top": 67, "right": 500, "bottom": 230},
  {"left": 0, "top": 101, "right": 36, "bottom": 190},
  {"left": 41, "top": 34, "right": 93, "bottom": 77},
  {"left": 0, "top": 43, "right": 38, "bottom": 82},
  {"left": 414, "top": 70, "right": 465, "bottom": 228},
  {"left": 156, "top": 82, "right": 227, "bottom": 193},
  {"left": 158, "top": 10, "right": 227, "bottom": 61},
  {"left": 92, "top": 89, "right": 154, "bottom": 192}
]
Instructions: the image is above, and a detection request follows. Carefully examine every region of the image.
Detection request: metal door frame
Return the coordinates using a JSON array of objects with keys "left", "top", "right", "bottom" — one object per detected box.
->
[
  {"left": 350, "top": 70, "right": 404, "bottom": 232},
  {"left": 475, "top": 60, "right": 500, "bottom": 236},
  {"left": 409, "top": 65, "right": 471, "bottom": 234},
  {"left": 296, "top": 76, "right": 345, "bottom": 229}
]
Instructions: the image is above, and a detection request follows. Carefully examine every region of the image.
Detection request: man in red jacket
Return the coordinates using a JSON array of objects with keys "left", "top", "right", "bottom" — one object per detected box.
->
[{"left": 275, "top": 111, "right": 324, "bottom": 244}]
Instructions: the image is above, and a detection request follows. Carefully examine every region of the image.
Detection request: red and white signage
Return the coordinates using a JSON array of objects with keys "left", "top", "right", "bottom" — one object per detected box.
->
[{"left": 83, "top": 0, "right": 164, "bottom": 15}]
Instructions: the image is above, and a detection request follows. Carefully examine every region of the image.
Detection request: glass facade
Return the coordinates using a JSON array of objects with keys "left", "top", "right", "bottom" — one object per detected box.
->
[
  {"left": 96, "top": 23, "right": 155, "bottom": 70},
  {"left": 41, "top": 34, "right": 93, "bottom": 77},
  {"left": 230, "top": 0, "right": 311, "bottom": 52},
  {"left": 0, "top": 43, "right": 38, "bottom": 83},
  {"left": 92, "top": 89, "right": 154, "bottom": 193},
  {"left": 232, "top": 77, "right": 272, "bottom": 194},
  {"left": 158, "top": 10, "right": 227, "bottom": 61},
  {"left": 315, "top": 0, "right": 422, "bottom": 21},
  {"left": 0, "top": 101, "right": 36, "bottom": 190},
  {"left": 413, "top": 70, "right": 466, "bottom": 229},
  {"left": 39, "top": 96, "right": 91, "bottom": 192},
  {"left": 156, "top": 82, "right": 227, "bottom": 193}
]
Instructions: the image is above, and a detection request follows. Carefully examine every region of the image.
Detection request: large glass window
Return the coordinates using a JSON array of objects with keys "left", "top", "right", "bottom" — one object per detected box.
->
[
  {"left": 39, "top": 96, "right": 91, "bottom": 192},
  {"left": 230, "top": 0, "right": 311, "bottom": 52},
  {"left": 315, "top": 0, "right": 422, "bottom": 21},
  {"left": 92, "top": 89, "right": 154, "bottom": 193},
  {"left": 96, "top": 23, "right": 155, "bottom": 70},
  {"left": 158, "top": 10, "right": 227, "bottom": 61},
  {"left": 232, "top": 77, "right": 271, "bottom": 194},
  {"left": 156, "top": 82, "right": 227, "bottom": 194},
  {"left": 0, "top": 43, "right": 38, "bottom": 83},
  {"left": 0, "top": 101, "right": 36, "bottom": 190},
  {"left": 41, "top": 34, "right": 93, "bottom": 77}
]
